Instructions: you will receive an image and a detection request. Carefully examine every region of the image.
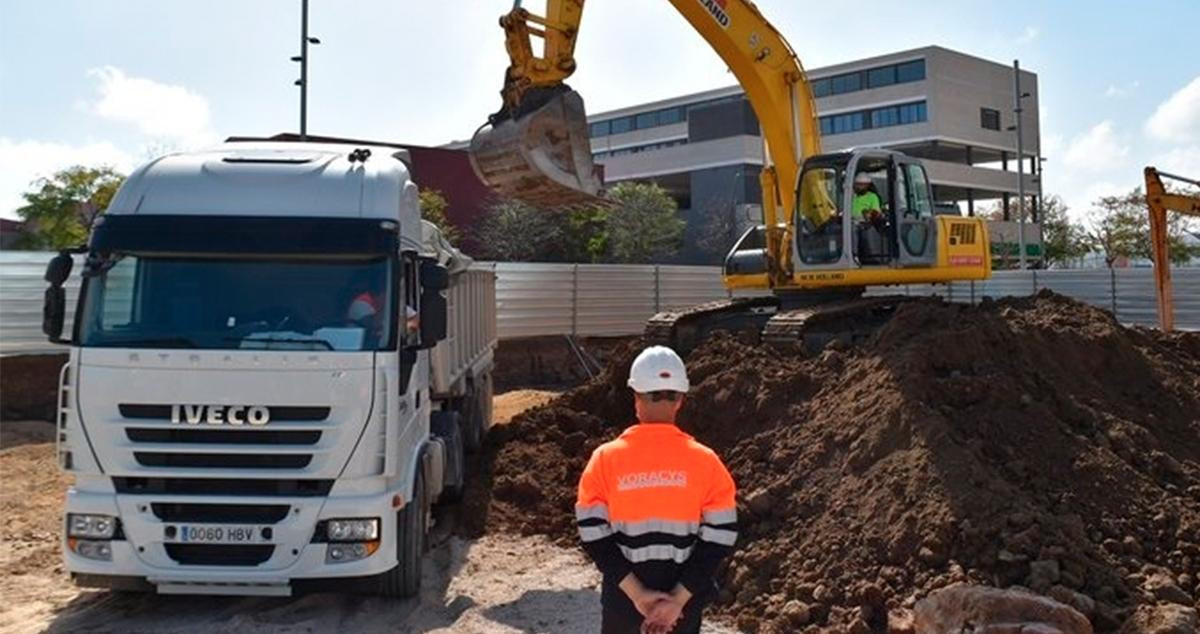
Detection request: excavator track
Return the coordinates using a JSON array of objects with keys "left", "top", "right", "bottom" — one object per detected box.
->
[
  {"left": 762, "top": 295, "right": 914, "bottom": 353},
  {"left": 644, "top": 296, "right": 779, "bottom": 357}
]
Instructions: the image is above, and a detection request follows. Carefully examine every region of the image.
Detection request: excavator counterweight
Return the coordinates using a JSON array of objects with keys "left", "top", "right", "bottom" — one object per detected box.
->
[{"left": 469, "top": 90, "right": 605, "bottom": 208}]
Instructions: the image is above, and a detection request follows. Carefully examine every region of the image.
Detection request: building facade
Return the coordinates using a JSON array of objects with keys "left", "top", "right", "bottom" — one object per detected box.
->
[{"left": 586, "top": 46, "right": 1042, "bottom": 263}]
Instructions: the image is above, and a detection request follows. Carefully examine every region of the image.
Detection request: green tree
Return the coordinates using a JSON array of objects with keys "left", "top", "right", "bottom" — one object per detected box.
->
[
  {"left": 15, "top": 166, "right": 124, "bottom": 249},
  {"left": 603, "top": 182, "right": 685, "bottom": 264},
  {"left": 1038, "top": 195, "right": 1092, "bottom": 268},
  {"left": 418, "top": 188, "right": 460, "bottom": 245},
  {"left": 1088, "top": 188, "right": 1198, "bottom": 267},
  {"left": 474, "top": 198, "right": 564, "bottom": 262}
]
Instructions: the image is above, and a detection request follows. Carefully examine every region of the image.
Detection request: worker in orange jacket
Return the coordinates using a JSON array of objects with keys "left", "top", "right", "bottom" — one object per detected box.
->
[{"left": 576, "top": 346, "right": 738, "bottom": 634}]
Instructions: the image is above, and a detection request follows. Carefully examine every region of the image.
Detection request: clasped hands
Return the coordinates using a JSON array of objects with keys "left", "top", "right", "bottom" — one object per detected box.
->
[{"left": 620, "top": 574, "right": 693, "bottom": 634}]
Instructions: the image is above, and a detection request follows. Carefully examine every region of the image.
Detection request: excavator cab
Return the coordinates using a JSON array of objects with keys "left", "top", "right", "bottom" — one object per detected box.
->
[
  {"left": 468, "top": 89, "right": 605, "bottom": 209},
  {"left": 793, "top": 150, "right": 939, "bottom": 271}
]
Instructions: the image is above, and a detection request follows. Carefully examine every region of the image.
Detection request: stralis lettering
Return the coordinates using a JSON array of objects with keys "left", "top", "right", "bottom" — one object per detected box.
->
[
  {"left": 617, "top": 470, "right": 688, "bottom": 491},
  {"left": 698, "top": 0, "right": 730, "bottom": 28},
  {"left": 170, "top": 404, "right": 271, "bottom": 426}
]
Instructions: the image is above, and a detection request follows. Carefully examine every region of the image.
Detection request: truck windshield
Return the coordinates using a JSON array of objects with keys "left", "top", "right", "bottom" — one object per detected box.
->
[{"left": 77, "top": 255, "right": 394, "bottom": 351}]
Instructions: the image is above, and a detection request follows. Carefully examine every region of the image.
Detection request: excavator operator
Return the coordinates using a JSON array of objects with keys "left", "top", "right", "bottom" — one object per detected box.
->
[
  {"left": 851, "top": 172, "right": 883, "bottom": 223},
  {"left": 576, "top": 346, "right": 739, "bottom": 633}
]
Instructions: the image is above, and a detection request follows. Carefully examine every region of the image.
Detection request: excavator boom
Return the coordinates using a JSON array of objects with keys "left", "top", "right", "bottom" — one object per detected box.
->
[{"left": 1144, "top": 166, "right": 1200, "bottom": 332}]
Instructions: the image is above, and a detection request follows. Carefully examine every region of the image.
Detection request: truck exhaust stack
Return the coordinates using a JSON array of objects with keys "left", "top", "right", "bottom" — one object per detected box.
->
[{"left": 469, "top": 90, "right": 605, "bottom": 208}]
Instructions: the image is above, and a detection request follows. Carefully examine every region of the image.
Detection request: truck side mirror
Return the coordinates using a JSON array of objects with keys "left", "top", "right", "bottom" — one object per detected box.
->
[
  {"left": 415, "top": 258, "right": 448, "bottom": 350},
  {"left": 43, "top": 286, "right": 66, "bottom": 341},
  {"left": 45, "top": 252, "right": 74, "bottom": 286},
  {"left": 43, "top": 252, "right": 74, "bottom": 342}
]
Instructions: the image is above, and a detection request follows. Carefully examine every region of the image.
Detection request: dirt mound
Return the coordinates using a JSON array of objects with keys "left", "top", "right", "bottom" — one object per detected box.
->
[{"left": 461, "top": 291, "right": 1200, "bottom": 632}]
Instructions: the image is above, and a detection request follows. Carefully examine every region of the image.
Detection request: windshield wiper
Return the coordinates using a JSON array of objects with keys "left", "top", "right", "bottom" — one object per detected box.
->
[
  {"left": 225, "top": 336, "right": 335, "bottom": 351},
  {"left": 99, "top": 336, "right": 199, "bottom": 349}
]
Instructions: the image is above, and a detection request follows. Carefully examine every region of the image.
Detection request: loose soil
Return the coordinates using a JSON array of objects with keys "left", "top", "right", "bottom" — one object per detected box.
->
[{"left": 461, "top": 291, "right": 1200, "bottom": 633}]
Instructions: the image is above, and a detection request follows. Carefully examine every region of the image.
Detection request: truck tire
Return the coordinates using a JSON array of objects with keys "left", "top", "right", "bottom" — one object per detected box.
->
[
  {"left": 431, "top": 411, "right": 464, "bottom": 502},
  {"left": 377, "top": 468, "right": 427, "bottom": 598},
  {"left": 463, "top": 373, "right": 492, "bottom": 453}
]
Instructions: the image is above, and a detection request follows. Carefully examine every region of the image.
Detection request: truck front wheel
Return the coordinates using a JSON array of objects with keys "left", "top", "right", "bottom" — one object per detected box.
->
[{"left": 377, "top": 469, "right": 427, "bottom": 598}]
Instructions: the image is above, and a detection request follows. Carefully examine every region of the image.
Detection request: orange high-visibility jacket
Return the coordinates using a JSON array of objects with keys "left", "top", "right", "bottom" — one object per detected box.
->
[{"left": 575, "top": 423, "right": 738, "bottom": 602}]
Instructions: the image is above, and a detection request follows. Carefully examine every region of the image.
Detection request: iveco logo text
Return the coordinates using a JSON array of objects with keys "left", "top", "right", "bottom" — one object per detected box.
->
[
  {"left": 698, "top": 0, "right": 730, "bottom": 28},
  {"left": 170, "top": 404, "right": 270, "bottom": 426}
]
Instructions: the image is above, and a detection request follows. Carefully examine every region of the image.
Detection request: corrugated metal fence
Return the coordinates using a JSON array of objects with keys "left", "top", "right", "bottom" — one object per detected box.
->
[{"left": 2, "top": 251, "right": 1197, "bottom": 354}]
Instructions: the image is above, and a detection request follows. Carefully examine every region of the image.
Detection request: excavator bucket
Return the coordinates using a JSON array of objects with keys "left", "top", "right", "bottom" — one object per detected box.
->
[{"left": 469, "top": 90, "right": 605, "bottom": 208}]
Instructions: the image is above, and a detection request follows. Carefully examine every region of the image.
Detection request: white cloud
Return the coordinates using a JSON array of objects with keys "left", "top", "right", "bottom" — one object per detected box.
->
[
  {"left": 1146, "top": 76, "right": 1200, "bottom": 143},
  {"left": 87, "top": 66, "right": 215, "bottom": 146},
  {"left": 1104, "top": 81, "right": 1140, "bottom": 98},
  {"left": 0, "top": 138, "right": 136, "bottom": 219},
  {"left": 1061, "top": 121, "right": 1129, "bottom": 171},
  {"left": 1015, "top": 26, "right": 1039, "bottom": 44},
  {"left": 1149, "top": 145, "right": 1200, "bottom": 180}
]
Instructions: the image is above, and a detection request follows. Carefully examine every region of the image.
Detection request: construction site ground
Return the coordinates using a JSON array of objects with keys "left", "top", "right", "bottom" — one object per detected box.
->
[{"left": 0, "top": 397, "right": 735, "bottom": 634}]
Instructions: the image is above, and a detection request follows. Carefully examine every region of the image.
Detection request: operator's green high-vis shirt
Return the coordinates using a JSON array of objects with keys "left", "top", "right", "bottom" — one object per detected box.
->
[{"left": 852, "top": 191, "right": 881, "bottom": 220}]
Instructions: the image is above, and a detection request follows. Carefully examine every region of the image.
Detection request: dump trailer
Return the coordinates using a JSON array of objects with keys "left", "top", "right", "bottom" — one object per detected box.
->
[{"left": 40, "top": 140, "right": 496, "bottom": 598}]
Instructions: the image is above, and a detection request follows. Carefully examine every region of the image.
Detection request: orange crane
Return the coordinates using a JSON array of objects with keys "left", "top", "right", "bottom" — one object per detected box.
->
[{"left": 1144, "top": 166, "right": 1200, "bottom": 331}]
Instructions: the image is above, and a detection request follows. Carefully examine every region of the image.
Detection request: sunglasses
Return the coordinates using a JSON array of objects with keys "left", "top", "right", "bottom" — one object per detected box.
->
[{"left": 648, "top": 391, "right": 683, "bottom": 402}]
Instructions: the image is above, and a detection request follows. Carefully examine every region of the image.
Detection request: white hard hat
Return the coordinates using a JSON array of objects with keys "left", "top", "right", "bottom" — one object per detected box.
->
[
  {"left": 628, "top": 346, "right": 689, "bottom": 393},
  {"left": 854, "top": 172, "right": 872, "bottom": 185},
  {"left": 347, "top": 293, "right": 379, "bottom": 322}
]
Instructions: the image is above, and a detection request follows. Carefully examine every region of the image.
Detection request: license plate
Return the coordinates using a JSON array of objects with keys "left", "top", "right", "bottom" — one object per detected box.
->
[{"left": 166, "top": 524, "right": 269, "bottom": 544}]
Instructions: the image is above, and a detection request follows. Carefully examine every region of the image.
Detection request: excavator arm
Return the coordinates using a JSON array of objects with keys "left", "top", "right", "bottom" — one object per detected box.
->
[
  {"left": 1144, "top": 166, "right": 1200, "bottom": 331},
  {"left": 470, "top": 0, "right": 826, "bottom": 280}
]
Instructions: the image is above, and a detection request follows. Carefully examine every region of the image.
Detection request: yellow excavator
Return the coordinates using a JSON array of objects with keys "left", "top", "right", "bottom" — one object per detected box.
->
[
  {"left": 469, "top": 0, "right": 992, "bottom": 352},
  {"left": 1144, "top": 166, "right": 1200, "bottom": 332}
]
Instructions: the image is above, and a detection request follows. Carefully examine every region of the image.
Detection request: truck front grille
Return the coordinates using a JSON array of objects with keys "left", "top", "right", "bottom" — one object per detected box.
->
[
  {"left": 165, "top": 544, "right": 275, "bottom": 566},
  {"left": 151, "top": 503, "right": 291, "bottom": 524},
  {"left": 119, "top": 404, "right": 330, "bottom": 421},
  {"left": 126, "top": 428, "right": 321, "bottom": 445},
  {"left": 134, "top": 453, "right": 312, "bottom": 469},
  {"left": 113, "top": 477, "right": 334, "bottom": 497}
]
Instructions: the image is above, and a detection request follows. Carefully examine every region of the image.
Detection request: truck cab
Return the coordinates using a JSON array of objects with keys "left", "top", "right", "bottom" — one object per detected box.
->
[{"left": 42, "top": 142, "right": 496, "bottom": 597}]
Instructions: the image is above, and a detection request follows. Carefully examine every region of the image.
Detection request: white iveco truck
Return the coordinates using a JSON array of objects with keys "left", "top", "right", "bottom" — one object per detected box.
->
[{"left": 40, "top": 140, "right": 496, "bottom": 597}]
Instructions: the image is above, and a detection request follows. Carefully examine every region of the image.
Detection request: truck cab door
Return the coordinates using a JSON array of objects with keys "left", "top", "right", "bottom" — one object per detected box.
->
[{"left": 894, "top": 160, "right": 938, "bottom": 267}]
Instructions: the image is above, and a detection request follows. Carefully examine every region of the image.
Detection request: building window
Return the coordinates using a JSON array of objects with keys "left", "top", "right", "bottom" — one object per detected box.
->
[
  {"left": 635, "top": 111, "right": 658, "bottom": 129},
  {"left": 610, "top": 117, "right": 633, "bottom": 134},
  {"left": 590, "top": 121, "right": 610, "bottom": 137},
  {"left": 812, "top": 78, "right": 831, "bottom": 98},
  {"left": 898, "top": 102, "right": 927, "bottom": 124},
  {"left": 819, "top": 101, "right": 926, "bottom": 136},
  {"left": 658, "top": 107, "right": 684, "bottom": 125},
  {"left": 980, "top": 107, "right": 1001, "bottom": 130},
  {"left": 830, "top": 73, "right": 862, "bottom": 95},
  {"left": 831, "top": 112, "right": 865, "bottom": 134},
  {"left": 867, "top": 66, "right": 896, "bottom": 89},
  {"left": 896, "top": 59, "right": 926, "bottom": 83},
  {"left": 871, "top": 106, "right": 900, "bottom": 128}
]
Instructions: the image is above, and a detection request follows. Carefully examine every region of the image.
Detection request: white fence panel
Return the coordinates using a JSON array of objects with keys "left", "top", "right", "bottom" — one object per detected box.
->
[
  {"left": 492, "top": 262, "right": 574, "bottom": 339},
  {"left": 576, "top": 264, "right": 657, "bottom": 336},
  {"left": 1114, "top": 269, "right": 1161, "bottom": 328},
  {"left": 657, "top": 265, "right": 732, "bottom": 310}
]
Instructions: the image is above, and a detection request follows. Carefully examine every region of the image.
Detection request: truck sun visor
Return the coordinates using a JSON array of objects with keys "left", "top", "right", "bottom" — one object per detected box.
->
[{"left": 89, "top": 215, "right": 399, "bottom": 257}]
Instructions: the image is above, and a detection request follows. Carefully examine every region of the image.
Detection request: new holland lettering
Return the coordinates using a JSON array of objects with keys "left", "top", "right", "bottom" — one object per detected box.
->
[
  {"left": 698, "top": 0, "right": 730, "bottom": 28},
  {"left": 170, "top": 404, "right": 270, "bottom": 426}
]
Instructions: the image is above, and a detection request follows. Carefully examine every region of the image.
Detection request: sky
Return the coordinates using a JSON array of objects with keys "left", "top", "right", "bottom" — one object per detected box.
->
[{"left": 1, "top": 0, "right": 1198, "bottom": 223}]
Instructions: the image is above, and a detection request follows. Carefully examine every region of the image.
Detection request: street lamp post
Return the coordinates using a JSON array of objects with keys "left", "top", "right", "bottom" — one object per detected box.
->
[
  {"left": 292, "top": 0, "right": 321, "bottom": 140},
  {"left": 1012, "top": 60, "right": 1030, "bottom": 269}
]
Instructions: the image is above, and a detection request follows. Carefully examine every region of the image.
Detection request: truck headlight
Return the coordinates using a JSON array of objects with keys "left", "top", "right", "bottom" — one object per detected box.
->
[
  {"left": 67, "top": 513, "right": 117, "bottom": 539},
  {"left": 325, "top": 518, "right": 380, "bottom": 542},
  {"left": 70, "top": 539, "right": 113, "bottom": 561}
]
